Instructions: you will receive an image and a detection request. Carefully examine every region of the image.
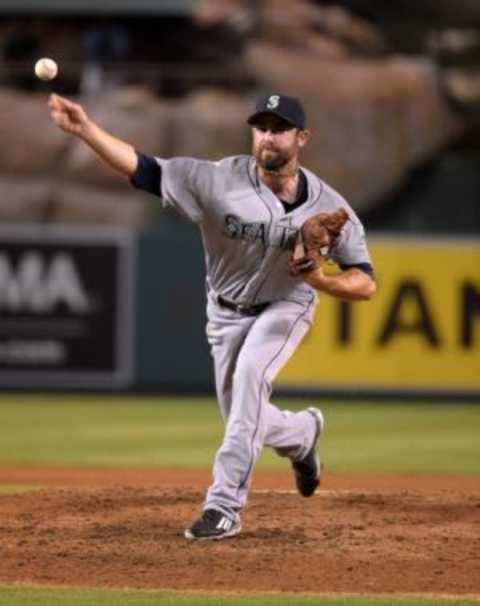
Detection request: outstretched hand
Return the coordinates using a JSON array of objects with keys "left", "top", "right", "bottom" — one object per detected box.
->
[{"left": 48, "top": 93, "right": 89, "bottom": 136}]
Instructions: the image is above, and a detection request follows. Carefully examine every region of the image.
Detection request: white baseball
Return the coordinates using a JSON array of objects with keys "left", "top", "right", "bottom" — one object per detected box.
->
[{"left": 34, "top": 58, "right": 58, "bottom": 81}]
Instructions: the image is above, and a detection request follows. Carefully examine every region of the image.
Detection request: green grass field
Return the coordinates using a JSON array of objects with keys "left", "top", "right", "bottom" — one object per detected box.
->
[
  {"left": 0, "top": 586, "right": 479, "bottom": 606},
  {"left": 0, "top": 393, "right": 479, "bottom": 605},
  {"left": 0, "top": 394, "right": 478, "bottom": 474}
]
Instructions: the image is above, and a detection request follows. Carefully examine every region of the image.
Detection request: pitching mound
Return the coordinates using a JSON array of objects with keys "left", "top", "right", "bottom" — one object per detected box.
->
[{"left": 0, "top": 468, "right": 479, "bottom": 595}]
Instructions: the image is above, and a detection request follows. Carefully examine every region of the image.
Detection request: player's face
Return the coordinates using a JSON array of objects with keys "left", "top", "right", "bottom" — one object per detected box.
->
[{"left": 251, "top": 115, "right": 309, "bottom": 172}]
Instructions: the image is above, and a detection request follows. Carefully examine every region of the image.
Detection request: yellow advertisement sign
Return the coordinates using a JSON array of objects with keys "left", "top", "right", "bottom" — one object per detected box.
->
[{"left": 278, "top": 238, "right": 480, "bottom": 393}]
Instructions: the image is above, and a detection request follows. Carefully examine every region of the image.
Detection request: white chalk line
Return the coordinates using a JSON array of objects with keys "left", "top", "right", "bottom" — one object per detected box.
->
[{"left": 252, "top": 489, "right": 375, "bottom": 496}]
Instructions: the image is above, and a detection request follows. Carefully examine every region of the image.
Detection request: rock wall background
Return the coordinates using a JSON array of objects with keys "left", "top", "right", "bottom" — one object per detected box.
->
[{"left": 1, "top": 0, "right": 478, "bottom": 227}]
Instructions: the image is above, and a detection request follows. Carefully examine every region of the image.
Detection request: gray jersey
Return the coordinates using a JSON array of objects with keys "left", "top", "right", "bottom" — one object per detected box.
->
[{"left": 155, "top": 154, "right": 371, "bottom": 306}]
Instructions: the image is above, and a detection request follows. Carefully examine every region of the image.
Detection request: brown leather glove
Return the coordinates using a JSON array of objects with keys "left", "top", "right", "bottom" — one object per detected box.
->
[{"left": 289, "top": 208, "right": 349, "bottom": 277}]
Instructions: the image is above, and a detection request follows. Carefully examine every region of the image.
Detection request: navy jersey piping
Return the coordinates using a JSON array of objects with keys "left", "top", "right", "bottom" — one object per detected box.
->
[
  {"left": 238, "top": 297, "right": 314, "bottom": 492},
  {"left": 229, "top": 157, "right": 274, "bottom": 304}
]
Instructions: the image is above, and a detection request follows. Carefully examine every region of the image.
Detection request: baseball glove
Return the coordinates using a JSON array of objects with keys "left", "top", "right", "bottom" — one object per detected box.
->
[{"left": 289, "top": 208, "right": 349, "bottom": 277}]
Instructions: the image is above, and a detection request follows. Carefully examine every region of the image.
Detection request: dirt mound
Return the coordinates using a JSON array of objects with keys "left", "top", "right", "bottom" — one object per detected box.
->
[{"left": 0, "top": 469, "right": 479, "bottom": 595}]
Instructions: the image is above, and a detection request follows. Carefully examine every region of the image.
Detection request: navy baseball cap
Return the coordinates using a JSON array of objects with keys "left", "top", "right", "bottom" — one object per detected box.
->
[{"left": 247, "top": 94, "right": 307, "bottom": 129}]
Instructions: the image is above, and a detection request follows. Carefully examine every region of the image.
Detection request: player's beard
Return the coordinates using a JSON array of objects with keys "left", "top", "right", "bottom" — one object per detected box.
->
[{"left": 255, "top": 145, "right": 292, "bottom": 173}]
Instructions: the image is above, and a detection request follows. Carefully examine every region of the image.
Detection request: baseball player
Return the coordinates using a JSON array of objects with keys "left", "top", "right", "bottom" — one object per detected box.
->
[{"left": 48, "top": 92, "right": 376, "bottom": 540}]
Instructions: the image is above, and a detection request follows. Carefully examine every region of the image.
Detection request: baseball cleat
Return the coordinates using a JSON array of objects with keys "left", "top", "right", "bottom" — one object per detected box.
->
[
  {"left": 292, "top": 407, "right": 324, "bottom": 497},
  {"left": 184, "top": 509, "right": 241, "bottom": 540}
]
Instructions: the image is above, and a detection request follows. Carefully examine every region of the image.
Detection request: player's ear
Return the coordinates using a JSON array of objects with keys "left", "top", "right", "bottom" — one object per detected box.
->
[{"left": 298, "top": 129, "right": 311, "bottom": 148}]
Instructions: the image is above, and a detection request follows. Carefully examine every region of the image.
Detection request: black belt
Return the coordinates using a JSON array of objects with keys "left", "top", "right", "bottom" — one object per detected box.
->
[{"left": 217, "top": 295, "right": 269, "bottom": 316}]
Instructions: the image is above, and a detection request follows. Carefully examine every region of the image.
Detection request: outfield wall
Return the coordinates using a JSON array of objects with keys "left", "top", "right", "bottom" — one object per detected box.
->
[
  {"left": 0, "top": 224, "right": 136, "bottom": 388},
  {"left": 277, "top": 237, "right": 480, "bottom": 396},
  {"left": 0, "top": 225, "right": 478, "bottom": 396}
]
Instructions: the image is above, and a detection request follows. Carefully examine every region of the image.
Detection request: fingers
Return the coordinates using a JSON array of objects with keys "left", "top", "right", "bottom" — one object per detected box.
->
[
  {"left": 289, "top": 257, "right": 315, "bottom": 276},
  {"left": 50, "top": 109, "right": 62, "bottom": 123},
  {"left": 289, "top": 252, "right": 321, "bottom": 277},
  {"left": 292, "top": 239, "right": 306, "bottom": 261},
  {"left": 48, "top": 93, "right": 66, "bottom": 111},
  {"left": 49, "top": 108, "right": 81, "bottom": 135},
  {"left": 48, "top": 93, "right": 58, "bottom": 108},
  {"left": 48, "top": 93, "right": 88, "bottom": 135},
  {"left": 289, "top": 246, "right": 326, "bottom": 277},
  {"left": 48, "top": 93, "right": 75, "bottom": 110},
  {"left": 48, "top": 94, "right": 85, "bottom": 119}
]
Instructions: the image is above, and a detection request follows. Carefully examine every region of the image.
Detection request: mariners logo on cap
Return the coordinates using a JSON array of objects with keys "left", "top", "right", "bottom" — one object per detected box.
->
[
  {"left": 267, "top": 95, "right": 280, "bottom": 109},
  {"left": 247, "top": 94, "right": 307, "bottom": 129}
]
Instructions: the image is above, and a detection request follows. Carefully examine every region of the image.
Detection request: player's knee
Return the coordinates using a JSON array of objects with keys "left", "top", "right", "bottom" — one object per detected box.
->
[{"left": 234, "top": 357, "right": 265, "bottom": 385}]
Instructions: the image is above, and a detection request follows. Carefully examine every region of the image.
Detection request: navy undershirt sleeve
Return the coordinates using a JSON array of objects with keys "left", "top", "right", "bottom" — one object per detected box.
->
[
  {"left": 130, "top": 152, "right": 162, "bottom": 197},
  {"left": 340, "top": 262, "right": 375, "bottom": 278}
]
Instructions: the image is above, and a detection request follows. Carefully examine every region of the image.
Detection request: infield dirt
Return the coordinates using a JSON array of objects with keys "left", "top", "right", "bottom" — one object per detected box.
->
[{"left": 0, "top": 467, "right": 479, "bottom": 596}]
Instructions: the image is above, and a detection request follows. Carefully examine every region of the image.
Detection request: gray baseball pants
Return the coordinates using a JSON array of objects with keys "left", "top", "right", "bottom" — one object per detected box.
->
[{"left": 204, "top": 292, "right": 318, "bottom": 519}]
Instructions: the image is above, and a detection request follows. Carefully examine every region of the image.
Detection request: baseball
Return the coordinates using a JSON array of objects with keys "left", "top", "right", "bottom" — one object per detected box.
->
[{"left": 34, "top": 57, "right": 58, "bottom": 81}]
